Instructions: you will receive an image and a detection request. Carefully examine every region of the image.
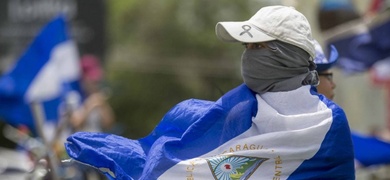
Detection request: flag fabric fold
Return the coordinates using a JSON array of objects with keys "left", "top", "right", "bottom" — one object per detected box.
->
[
  {"left": 0, "top": 15, "right": 81, "bottom": 134},
  {"left": 65, "top": 84, "right": 355, "bottom": 180},
  {"left": 352, "top": 131, "right": 390, "bottom": 167}
]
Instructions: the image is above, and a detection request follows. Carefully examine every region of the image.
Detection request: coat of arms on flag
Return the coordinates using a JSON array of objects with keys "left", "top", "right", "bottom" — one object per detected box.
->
[{"left": 206, "top": 155, "right": 268, "bottom": 180}]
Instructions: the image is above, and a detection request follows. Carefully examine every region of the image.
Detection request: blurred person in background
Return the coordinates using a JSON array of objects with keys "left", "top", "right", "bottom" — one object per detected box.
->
[
  {"left": 313, "top": 40, "right": 390, "bottom": 179},
  {"left": 70, "top": 54, "right": 115, "bottom": 133},
  {"left": 312, "top": 40, "right": 338, "bottom": 100}
]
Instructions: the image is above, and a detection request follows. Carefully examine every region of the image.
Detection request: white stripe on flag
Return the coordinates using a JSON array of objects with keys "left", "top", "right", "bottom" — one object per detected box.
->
[
  {"left": 159, "top": 86, "right": 332, "bottom": 179},
  {"left": 26, "top": 40, "right": 80, "bottom": 102}
]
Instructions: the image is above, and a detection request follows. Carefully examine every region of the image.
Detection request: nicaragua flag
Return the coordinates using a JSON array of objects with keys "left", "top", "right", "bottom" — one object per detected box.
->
[
  {"left": 65, "top": 84, "right": 355, "bottom": 180},
  {"left": 322, "top": 10, "right": 390, "bottom": 74},
  {"left": 0, "top": 15, "right": 81, "bottom": 134},
  {"left": 352, "top": 131, "right": 390, "bottom": 167}
]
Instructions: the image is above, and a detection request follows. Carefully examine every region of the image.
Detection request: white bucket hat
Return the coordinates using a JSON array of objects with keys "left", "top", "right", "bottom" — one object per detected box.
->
[{"left": 216, "top": 5, "right": 316, "bottom": 59}]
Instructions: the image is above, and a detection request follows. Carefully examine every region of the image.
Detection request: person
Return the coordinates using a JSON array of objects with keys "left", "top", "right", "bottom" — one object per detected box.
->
[
  {"left": 312, "top": 40, "right": 338, "bottom": 100},
  {"left": 313, "top": 40, "right": 390, "bottom": 176},
  {"left": 69, "top": 54, "right": 115, "bottom": 133},
  {"left": 63, "top": 6, "right": 355, "bottom": 179}
]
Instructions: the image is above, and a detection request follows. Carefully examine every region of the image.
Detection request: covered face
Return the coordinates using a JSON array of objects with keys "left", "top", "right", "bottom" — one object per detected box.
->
[
  {"left": 240, "top": 40, "right": 318, "bottom": 94},
  {"left": 215, "top": 6, "right": 319, "bottom": 94}
]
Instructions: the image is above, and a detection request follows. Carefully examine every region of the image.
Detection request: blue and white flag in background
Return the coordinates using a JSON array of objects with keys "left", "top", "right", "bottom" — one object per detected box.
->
[
  {"left": 352, "top": 131, "right": 390, "bottom": 167},
  {"left": 65, "top": 84, "right": 355, "bottom": 180},
  {"left": 322, "top": 10, "right": 390, "bottom": 74},
  {"left": 0, "top": 15, "right": 81, "bottom": 134}
]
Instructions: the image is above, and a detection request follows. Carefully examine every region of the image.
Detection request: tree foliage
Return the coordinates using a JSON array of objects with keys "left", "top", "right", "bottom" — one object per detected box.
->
[{"left": 104, "top": 0, "right": 269, "bottom": 138}]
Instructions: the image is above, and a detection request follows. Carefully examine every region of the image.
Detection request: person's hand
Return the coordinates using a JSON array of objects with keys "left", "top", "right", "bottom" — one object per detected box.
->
[{"left": 84, "top": 92, "right": 108, "bottom": 111}]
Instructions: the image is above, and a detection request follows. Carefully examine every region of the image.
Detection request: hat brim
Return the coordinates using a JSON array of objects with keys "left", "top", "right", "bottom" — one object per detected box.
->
[
  {"left": 216, "top": 21, "right": 276, "bottom": 43},
  {"left": 316, "top": 45, "right": 339, "bottom": 72}
]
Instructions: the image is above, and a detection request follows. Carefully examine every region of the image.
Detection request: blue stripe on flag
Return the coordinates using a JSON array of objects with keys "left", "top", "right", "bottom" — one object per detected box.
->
[
  {"left": 288, "top": 91, "right": 355, "bottom": 179},
  {"left": 1, "top": 16, "right": 69, "bottom": 98},
  {"left": 139, "top": 84, "right": 257, "bottom": 179},
  {"left": 352, "top": 131, "right": 390, "bottom": 167},
  {"left": 66, "top": 84, "right": 257, "bottom": 179},
  {"left": 0, "top": 96, "right": 62, "bottom": 130},
  {"left": 0, "top": 15, "right": 80, "bottom": 134},
  {"left": 325, "top": 12, "right": 390, "bottom": 73}
]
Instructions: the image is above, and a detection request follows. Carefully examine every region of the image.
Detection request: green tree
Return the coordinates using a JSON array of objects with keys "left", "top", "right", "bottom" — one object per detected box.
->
[{"left": 105, "top": 0, "right": 269, "bottom": 138}]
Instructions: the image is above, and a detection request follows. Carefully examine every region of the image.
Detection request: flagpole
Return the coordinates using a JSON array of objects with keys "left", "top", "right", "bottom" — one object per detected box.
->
[
  {"left": 386, "top": 84, "right": 390, "bottom": 131},
  {"left": 30, "top": 102, "right": 60, "bottom": 180}
]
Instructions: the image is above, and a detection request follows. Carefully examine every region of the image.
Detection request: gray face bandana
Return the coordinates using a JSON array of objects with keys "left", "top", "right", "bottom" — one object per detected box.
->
[{"left": 241, "top": 41, "right": 319, "bottom": 94}]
